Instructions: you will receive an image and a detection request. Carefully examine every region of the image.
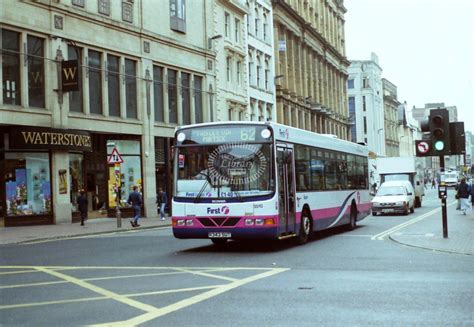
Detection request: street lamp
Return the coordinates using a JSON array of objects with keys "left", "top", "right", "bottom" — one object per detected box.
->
[{"left": 208, "top": 35, "right": 223, "bottom": 49}]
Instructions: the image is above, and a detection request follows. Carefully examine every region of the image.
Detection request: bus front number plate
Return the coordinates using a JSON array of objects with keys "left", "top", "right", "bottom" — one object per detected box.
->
[{"left": 208, "top": 232, "right": 231, "bottom": 238}]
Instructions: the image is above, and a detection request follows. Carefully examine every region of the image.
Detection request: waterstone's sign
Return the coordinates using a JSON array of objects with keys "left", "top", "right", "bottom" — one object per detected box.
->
[{"left": 9, "top": 126, "right": 92, "bottom": 152}]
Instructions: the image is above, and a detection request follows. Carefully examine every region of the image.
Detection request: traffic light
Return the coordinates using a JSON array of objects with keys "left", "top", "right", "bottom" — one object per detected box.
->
[
  {"left": 429, "top": 109, "right": 450, "bottom": 156},
  {"left": 450, "top": 122, "right": 465, "bottom": 155}
]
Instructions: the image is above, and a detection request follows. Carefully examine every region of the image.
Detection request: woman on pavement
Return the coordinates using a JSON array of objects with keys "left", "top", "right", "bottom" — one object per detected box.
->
[
  {"left": 456, "top": 178, "right": 470, "bottom": 215},
  {"left": 470, "top": 179, "right": 474, "bottom": 213}
]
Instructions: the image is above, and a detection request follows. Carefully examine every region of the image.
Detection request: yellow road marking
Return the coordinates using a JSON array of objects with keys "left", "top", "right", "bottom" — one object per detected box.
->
[
  {"left": 91, "top": 268, "right": 289, "bottom": 326},
  {"left": 35, "top": 267, "right": 158, "bottom": 313},
  {"left": 173, "top": 268, "right": 238, "bottom": 282},
  {"left": 0, "top": 269, "right": 38, "bottom": 275}
]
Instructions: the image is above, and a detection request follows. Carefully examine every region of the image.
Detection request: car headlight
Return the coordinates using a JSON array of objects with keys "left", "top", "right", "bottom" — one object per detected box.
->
[{"left": 372, "top": 202, "right": 380, "bottom": 206}]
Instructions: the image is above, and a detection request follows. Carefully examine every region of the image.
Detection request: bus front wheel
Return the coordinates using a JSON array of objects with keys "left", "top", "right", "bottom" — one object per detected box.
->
[
  {"left": 296, "top": 212, "right": 312, "bottom": 245},
  {"left": 347, "top": 205, "right": 357, "bottom": 231}
]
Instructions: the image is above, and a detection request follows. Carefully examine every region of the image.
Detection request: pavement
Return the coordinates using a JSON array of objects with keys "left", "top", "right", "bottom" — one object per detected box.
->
[{"left": 0, "top": 199, "right": 473, "bottom": 255}]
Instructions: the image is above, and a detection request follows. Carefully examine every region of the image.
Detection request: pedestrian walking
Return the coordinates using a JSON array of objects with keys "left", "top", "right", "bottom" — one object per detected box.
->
[
  {"left": 456, "top": 178, "right": 471, "bottom": 215},
  {"left": 470, "top": 179, "right": 474, "bottom": 213},
  {"left": 157, "top": 188, "right": 168, "bottom": 220},
  {"left": 77, "top": 189, "right": 88, "bottom": 226},
  {"left": 431, "top": 179, "right": 436, "bottom": 189},
  {"left": 127, "top": 185, "right": 142, "bottom": 227}
]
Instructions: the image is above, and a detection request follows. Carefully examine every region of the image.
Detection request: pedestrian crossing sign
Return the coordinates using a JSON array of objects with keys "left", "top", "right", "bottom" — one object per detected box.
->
[{"left": 108, "top": 147, "right": 124, "bottom": 164}]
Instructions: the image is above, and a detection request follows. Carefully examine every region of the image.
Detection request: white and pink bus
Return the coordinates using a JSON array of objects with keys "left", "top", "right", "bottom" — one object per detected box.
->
[{"left": 172, "top": 121, "right": 371, "bottom": 245}]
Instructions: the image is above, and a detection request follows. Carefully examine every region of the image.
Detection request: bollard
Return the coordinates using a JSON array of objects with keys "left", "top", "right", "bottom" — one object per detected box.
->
[{"left": 116, "top": 204, "right": 122, "bottom": 228}]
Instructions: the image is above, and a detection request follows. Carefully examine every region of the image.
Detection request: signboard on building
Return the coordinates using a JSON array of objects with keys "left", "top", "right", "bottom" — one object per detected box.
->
[
  {"left": 9, "top": 126, "right": 92, "bottom": 152},
  {"left": 61, "top": 60, "right": 80, "bottom": 92}
]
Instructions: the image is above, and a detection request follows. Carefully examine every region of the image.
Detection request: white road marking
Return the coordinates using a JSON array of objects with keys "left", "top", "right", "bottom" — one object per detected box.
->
[{"left": 371, "top": 200, "right": 456, "bottom": 240}]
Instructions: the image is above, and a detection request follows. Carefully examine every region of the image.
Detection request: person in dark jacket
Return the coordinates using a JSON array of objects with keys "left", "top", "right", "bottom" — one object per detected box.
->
[
  {"left": 77, "top": 190, "right": 88, "bottom": 226},
  {"left": 470, "top": 180, "right": 474, "bottom": 213},
  {"left": 127, "top": 185, "right": 142, "bottom": 227},
  {"left": 456, "top": 178, "right": 470, "bottom": 215},
  {"left": 157, "top": 188, "right": 168, "bottom": 220}
]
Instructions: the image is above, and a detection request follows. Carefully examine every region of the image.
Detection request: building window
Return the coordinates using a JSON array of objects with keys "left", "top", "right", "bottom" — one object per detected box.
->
[
  {"left": 225, "top": 12, "right": 230, "bottom": 38},
  {"left": 234, "top": 18, "right": 240, "bottom": 43},
  {"left": 236, "top": 61, "right": 241, "bottom": 85},
  {"left": 363, "top": 77, "right": 369, "bottom": 88},
  {"left": 348, "top": 96, "right": 355, "bottom": 114},
  {"left": 27, "top": 35, "right": 45, "bottom": 108},
  {"left": 347, "top": 79, "right": 354, "bottom": 89},
  {"left": 266, "top": 105, "right": 272, "bottom": 121},
  {"left": 256, "top": 65, "right": 261, "bottom": 88},
  {"left": 125, "top": 59, "right": 137, "bottom": 119},
  {"left": 263, "top": 13, "right": 268, "bottom": 41},
  {"left": 4, "top": 152, "right": 52, "bottom": 216},
  {"left": 363, "top": 116, "right": 367, "bottom": 134},
  {"left": 98, "top": 0, "right": 110, "bottom": 15},
  {"left": 2, "top": 29, "right": 21, "bottom": 106},
  {"left": 254, "top": 8, "right": 259, "bottom": 37},
  {"left": 170, "top": 0, "right": 186, "bottom": 33},
  {"left": 362, "top": 95, "right": 366, "bottom": 111},
  {"left": 107, "top": 55, "right": 120, "bottom": 117},
  {"left": 122, "top": 1, "right": 133, "bottom": 23},
  {"left": 194, "top": 76, "right": 203, "bottom": 123},
  {"left": 72, "top": 0, "right": 85, "bottom": 7},
  {"left": 226, "top": 57, "right": 231, "bottom": 82},
  {"left": 181, "top": 72, "right": 191, "bottom": 125},
  {"left": 88, "top": 50, "right": 102, "bottom": 115},
  {"left": 153, "top": 66, "right": 164, "bottom": 122},
  {"left": 68, "top": 45, "right": 82, "bottom": 112},
  {"left": 248, "top": 59, "right": 253, "bottom": 86},
  {"left": 168, "top": 69, "right": 178, "bottom": 123},
  {"left": 265, "top": 59, "right": 270, "bottom": 90}
]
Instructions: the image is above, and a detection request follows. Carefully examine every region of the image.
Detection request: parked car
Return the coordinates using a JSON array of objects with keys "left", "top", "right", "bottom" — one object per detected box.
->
[{"left": 371, "top": 181, "right": 415, "bottom": 216}]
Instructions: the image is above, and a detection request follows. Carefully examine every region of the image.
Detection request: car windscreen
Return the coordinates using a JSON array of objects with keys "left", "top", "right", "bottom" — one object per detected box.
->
[{"left": 377, "top": 186, "right": 406, "bottom": 196}]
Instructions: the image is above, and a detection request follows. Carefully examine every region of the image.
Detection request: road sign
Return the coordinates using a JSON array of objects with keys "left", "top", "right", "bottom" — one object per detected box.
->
[
  {"left": 415, "top": 140, "right": 432, "bottom": 157},
  {"left": 417, "top": 141, "right": 430, "bottom": 154},
  {"left": 107, "top": 147, "right": 124, "bottom": 164}
]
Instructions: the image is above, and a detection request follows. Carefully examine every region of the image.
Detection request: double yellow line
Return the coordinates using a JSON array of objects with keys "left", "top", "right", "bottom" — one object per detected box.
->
[{"left": 371, "top": 200, "right": 457, "bottom": 240}]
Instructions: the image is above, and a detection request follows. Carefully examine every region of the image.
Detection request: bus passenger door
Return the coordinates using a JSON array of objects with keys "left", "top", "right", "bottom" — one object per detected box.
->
[{"left": 277, "top": 146, "right": 296, "bottom": 234}]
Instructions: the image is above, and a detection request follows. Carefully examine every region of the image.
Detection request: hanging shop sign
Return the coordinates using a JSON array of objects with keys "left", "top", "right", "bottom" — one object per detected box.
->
[
  {"left": 9, "top": 126, "right": 92, "bottom": 152},
  {"left": 61, "top": 59, "right": 80, "bottom": 92}
]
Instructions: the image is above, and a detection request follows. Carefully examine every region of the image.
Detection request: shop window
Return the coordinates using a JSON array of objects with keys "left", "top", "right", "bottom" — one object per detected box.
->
[
  {"left": 108, "top": 54, "right": 121, "bottom": 117},
  {"left": 69, "top": 153, "right": 84, "bottom": 213},
  {"left": 125, "top": 59, "right": 137, "bottom": 119},
  {"left": 4, "top": 153, "right": 51, "bottom": 216},
  {"left": 106, "top": 140, "right": 141, "bottom": 209},
  {"left": 2, "top": 29, "right": 21, "bottom": 106},
  {"left": 153, "top": 66, "right": 164, "bottom": 122},
  {"left": 68, "top": 45, "right": 83, "bottom": 113}
]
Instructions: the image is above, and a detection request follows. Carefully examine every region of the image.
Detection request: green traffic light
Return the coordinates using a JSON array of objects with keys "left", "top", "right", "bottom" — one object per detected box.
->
[{"left": 434, "top": 140, "right": 445, "bottom": 151}]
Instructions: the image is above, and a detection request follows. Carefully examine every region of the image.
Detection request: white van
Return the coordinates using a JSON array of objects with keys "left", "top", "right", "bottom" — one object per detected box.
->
[{"left": 371, "top": 180, "right": 415, "bottom": 216}]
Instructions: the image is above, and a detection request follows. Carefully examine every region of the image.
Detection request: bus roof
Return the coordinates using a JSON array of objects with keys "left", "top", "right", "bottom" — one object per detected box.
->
[{"left": 175, "top": 121, "right": 368, "bottom": 157}]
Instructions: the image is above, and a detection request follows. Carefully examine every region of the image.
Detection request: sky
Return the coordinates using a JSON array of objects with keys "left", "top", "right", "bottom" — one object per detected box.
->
[{"left": 344, "top": 0, "right": 474, "bottom": 133}]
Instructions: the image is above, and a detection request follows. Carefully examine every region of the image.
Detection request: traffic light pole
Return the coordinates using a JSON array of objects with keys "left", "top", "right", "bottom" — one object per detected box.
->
[{"left": 439, "top": 156, "right": 448, "bottom": 238}]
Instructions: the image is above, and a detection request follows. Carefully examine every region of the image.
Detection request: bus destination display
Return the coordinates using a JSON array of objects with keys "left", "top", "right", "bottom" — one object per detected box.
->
[{"left": 190, "top": 127, "right": 258, "bottom": 143}]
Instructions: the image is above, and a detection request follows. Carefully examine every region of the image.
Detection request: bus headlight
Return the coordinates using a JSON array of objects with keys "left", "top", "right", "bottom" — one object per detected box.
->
[
  {"left": 177, "top": 219, "right": 185, "bottom": 226},
  {"left": 255, "top": 218, "right": 264, "bottom": 225},
  {"left": 245, "top": 218, "right": 254, "bottom": 226},
  {"left": 186, "top": 219, "right": 194, "bottom": 226}
]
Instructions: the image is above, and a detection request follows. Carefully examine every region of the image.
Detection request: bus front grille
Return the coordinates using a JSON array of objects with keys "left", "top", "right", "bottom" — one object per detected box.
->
[{"left": 197, "top": 217, "right": 240, "bottom": 227}]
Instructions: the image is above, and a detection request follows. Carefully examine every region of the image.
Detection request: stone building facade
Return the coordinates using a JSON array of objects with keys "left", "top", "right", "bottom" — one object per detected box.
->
[
  {"left": 0, "top": 0, "right": 216, "bottom": 226},
  {"left": 271, "top": 0, "right": 351, "bottom": 139},
  {"left": 382, "top": 78, "right": 400, "bottom": 157}
]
